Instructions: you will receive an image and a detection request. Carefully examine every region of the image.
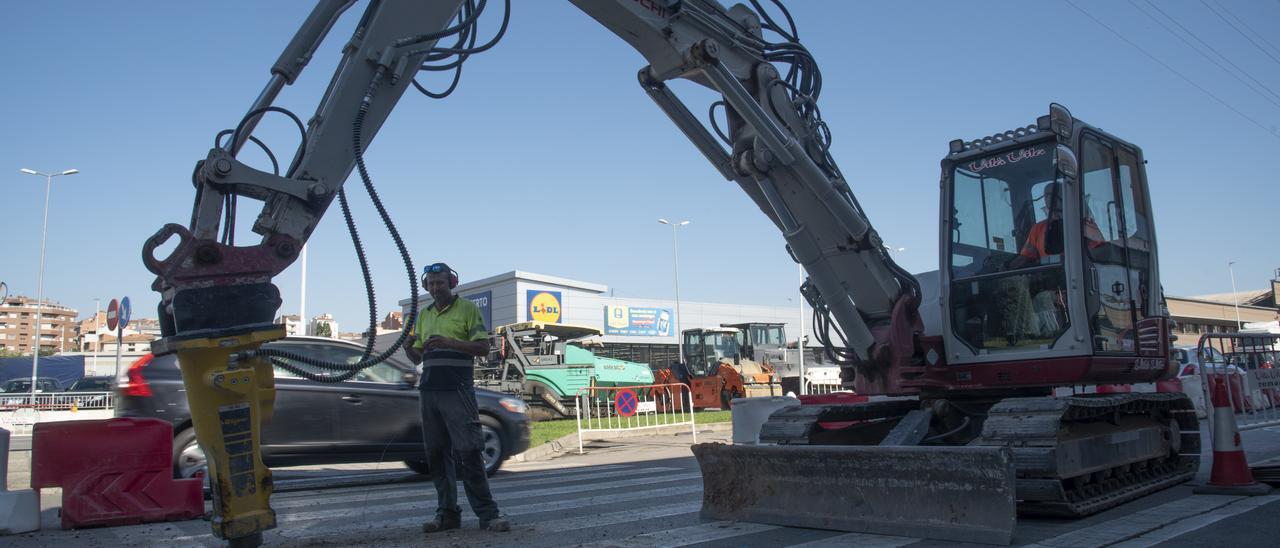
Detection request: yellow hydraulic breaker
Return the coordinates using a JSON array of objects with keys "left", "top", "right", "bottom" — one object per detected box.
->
[{"left": 155, "top": 325, "right": 284, "bottom": 547}]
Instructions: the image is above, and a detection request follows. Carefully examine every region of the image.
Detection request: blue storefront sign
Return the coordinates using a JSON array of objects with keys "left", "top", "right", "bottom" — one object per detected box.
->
[
  {"left": 463, "top": 291, "right": 492, "bottom": 330},
  {"left": 604, "top": 305, "right": 673, "bottom": 337}
]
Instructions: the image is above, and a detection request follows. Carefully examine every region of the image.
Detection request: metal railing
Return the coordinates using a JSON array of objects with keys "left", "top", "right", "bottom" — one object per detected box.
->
[
  {"left": 804, "top": 381, "right": 850, "bottom": 395},
  {"left": 1196, "top": 333, "right": 1280, "bottom": 437},
  {"left": 0, "top": 391, "right": 116, "bottom": 411},
  {"left": 575, "top": 383, "right": 696, "bottom": 454}
]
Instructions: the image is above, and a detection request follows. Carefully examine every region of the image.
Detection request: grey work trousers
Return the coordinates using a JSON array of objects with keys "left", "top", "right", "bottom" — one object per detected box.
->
[{"left": 420, "top": 386, "right": 500, "bottom": 521}]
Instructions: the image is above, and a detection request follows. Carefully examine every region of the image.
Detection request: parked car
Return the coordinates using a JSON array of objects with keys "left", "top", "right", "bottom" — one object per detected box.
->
[
  {"left": 116, "top": 336, "right": 531, "bottom": 481},
  {"left": 1, "top": 377, "right": 64, "bottom": 407},
  {"left": 64, "top": 375, "right": 116, "bottom": 408},
  {"left": 2, "top": 377, "right": 62, "bottom": 394},
  {"left": 66, "top": 375, "right": 115, "bottom": 392},
  {"left": 1173, "top": 345, "right": 1244, "bottom": 377}
]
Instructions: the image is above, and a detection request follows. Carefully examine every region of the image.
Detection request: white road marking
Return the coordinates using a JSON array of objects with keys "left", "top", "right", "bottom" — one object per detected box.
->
[
  {"left": 276, "top": 481, "right": 702, "bottom": 525},
  {"left": 278, "top": 483, "right": 704, "bottom": 538},
  {"left": 271, "top": 463, "right": 635, "bottom": 500},
  {"left": 1023, "top": 494, "right": 1245, "bottom": 547},
  {"left": 271, "top": 465, "right": 682, "bottom": 509},
  {"left": 1109, "top": 495, "right": 1280, "bottom": 548},
  {"left": 533, "top": 500, "right": 702, "bottom": 533},
  {"left": 578, "top": 521, "right": 779, "bottom": 547},
  {"left": 785, "top": 532, "right": 921, "bottom": 547}
]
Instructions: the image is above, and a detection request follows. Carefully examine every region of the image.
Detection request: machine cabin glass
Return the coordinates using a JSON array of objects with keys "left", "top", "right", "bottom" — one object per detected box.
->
[
  {"left": 947, "top": 140, "right": 1072, "bottom": 352},
  {"left": 1079, "top": 133, "right": 1154, "bottom": 354},
  {"left": 683, "top": 330, "right": 742, "bottom": 376}
]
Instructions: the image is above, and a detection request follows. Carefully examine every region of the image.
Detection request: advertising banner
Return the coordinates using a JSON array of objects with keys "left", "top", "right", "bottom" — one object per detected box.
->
[
  {"left": 526, "top": 290, "right": 562, "bottom": 323},
  {"left": 604, "top": 305, "right": 673, "bottom": 337},
  {"left": 463, "top": 291, "right": 492, "bottom": 330}
]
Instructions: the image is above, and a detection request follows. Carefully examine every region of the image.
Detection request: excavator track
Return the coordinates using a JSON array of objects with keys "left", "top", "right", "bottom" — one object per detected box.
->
[{"left": 978, "top": 392, "right": 1200, "bottom": 517}]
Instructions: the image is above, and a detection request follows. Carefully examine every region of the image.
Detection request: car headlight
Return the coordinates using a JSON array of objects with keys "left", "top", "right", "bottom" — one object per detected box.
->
[{"left": 499, "top": 397, "right": 528, "bottom": 414}]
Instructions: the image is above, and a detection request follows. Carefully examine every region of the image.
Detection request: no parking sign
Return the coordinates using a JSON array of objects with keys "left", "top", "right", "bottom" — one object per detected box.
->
[{"left": 614, "top": 389, "right": 639, "bottom": 417}]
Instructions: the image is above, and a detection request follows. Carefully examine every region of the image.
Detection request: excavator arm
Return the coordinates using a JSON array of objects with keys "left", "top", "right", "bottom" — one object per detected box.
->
[{"left": 143, "top": 1, "right": 936, "bottom": 545}]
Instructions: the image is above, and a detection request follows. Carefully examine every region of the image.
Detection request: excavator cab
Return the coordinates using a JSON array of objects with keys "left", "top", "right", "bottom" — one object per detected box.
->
[{"left": 939, "top": 103, "right": 1171, "bottom": 381}]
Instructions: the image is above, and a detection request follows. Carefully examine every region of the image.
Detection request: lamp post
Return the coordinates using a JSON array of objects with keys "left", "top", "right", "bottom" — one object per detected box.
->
[
  {"left": 19, "top": 167, "right": 78, "bottom": 404},
  {"left": 92, "top": 298, "right": 100, "bottom": 373},
  {"left": 1229, "top": 261, "right": 1242, "bottom": 332},
  {"left": 658, "top": 218, "right": 689, "bottom": 363},
  {"left": 300, "top": 243, "right": 308, "bottom": 336}
]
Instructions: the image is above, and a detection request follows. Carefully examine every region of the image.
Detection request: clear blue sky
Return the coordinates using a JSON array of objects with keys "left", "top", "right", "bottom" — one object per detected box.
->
[{"left": 2, "top": 1, "right": 1277, "bottom": 332}]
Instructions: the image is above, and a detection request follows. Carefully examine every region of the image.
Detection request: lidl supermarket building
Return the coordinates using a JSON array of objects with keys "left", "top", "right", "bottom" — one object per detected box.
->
[{"left": 399, "top": 270, "right": 813, "bottom": 367}]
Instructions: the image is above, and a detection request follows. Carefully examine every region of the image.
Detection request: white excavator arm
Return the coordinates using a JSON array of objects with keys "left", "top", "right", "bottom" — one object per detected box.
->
[{"left": 145, "top": 0, "right": 919, "bottom": 375}]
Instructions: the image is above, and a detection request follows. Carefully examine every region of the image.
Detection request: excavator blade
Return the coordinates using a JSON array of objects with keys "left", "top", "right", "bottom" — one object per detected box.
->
[{"left": 691, "top": 443, "right": 1017, "bottom": 545}]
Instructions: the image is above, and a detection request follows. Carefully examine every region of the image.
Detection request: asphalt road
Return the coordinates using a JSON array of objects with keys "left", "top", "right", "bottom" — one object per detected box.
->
[{"left": 5, "top": 423, "right": 1280, "bottom": 546}]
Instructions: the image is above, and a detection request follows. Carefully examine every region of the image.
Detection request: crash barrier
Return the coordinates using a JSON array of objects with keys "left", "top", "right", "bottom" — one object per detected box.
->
[
  {"left": 0, "top": 392, "right": 116, "bottom": 411},
  {"left": 1194, "top": 372, "right": 1272, "bottom": 496},
  {"left": 731, "top": 395, "right": 799, "bottom": 444},
  {"left": 575, "top": 383, "right": 695, "bottom": 454},
  {"left": 0, "top": 427, "right": 41, "bottom": 535},
  {"left": 1196, "top": 333, "right": 1280, "bottom": 433},
  {"left": 31, "top": 417, "right": 204, "bottom": 529}
]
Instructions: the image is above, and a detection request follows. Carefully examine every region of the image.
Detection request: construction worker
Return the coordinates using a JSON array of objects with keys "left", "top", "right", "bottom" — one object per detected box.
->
[
  {"left": 1015, "top": 181, "right": 1104, "bottom": 267},
  {"left": 404, "top": 262, "right": 510, "bottom": 533}
]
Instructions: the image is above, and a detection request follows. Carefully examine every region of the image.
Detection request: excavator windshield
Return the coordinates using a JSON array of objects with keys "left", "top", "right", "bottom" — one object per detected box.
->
[{"left": 947, "top": 140, "right": 1072, "bottom": 352}]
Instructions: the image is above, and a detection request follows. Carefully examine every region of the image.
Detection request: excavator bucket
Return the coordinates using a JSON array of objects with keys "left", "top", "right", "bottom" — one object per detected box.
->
[{"left": 692, "top": 443, "right": 1017, "bottom": 545}]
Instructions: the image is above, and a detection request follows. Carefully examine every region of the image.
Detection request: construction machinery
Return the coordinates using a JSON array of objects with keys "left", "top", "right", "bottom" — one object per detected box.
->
[
  {"left": 655, "top": 327, "right": 780, "bottom": 409},
  {"left": 142, "top": 1, "right": 1190, "bottom": 545},
  {"left": 722, "top": 321, "right": 839, "bottom": 395},
  {"left": 476, "top": 321, "right": 654, "bottom": 419}
]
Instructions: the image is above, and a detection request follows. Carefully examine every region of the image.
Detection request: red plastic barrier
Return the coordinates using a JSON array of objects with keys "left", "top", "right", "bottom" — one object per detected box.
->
[
  {"left": 1155, "top": 377, "right": 1182, "bottom": 393},
  {"left": 1096, "top": 384, "right": 1133, "bottom": 394},
  {"left": 31, "top": 417, "right": 204, "bottom": 529}
]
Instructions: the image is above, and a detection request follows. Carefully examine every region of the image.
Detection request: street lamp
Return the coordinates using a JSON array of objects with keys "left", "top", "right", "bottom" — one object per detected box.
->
[
  {"left": 19, "top": 167, "right": 78, "bottom": 404},
  {"left": 1229, "top": 261, "right": 1242, "bottom": 332},
  {"left": 92, "top": 297, "right": 101, "bottom": 372},
  {"left": 658, "top": 218, "right": 689, "bottom": 363}
]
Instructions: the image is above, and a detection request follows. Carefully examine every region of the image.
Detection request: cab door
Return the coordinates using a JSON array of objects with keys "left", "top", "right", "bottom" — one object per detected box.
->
[{"left": 1079, "top": 133, "right": 1155, "bottom": 354}]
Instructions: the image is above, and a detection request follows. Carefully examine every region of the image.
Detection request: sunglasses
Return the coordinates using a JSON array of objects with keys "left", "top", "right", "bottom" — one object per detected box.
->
[{"left": 424, "top": 263, "right": 449, "bottom": 274}]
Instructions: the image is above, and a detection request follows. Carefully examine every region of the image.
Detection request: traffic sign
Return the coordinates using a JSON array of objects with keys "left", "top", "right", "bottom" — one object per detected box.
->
[
  {"left": 106, "top": 299, "right": 120, "bottom": 331},
  {"left": 119, "top": 296, "right": 132, "bottom": 330},
  {"left": 615, "top": 389, "right": 639, "bottom": 417}
]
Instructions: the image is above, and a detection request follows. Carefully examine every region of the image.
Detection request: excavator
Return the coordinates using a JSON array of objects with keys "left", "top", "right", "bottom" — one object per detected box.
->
[{"left": 141, "top": 1, "right": 1191, "bottom": 546}]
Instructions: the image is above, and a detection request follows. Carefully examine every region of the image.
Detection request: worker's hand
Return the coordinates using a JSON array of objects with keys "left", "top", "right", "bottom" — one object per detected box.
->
[{"left": 425, "top": 335, "right": 453, "bottom": 350}]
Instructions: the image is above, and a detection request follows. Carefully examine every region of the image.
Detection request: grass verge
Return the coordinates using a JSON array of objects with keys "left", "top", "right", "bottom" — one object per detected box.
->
[{"left": 528, "top": 409, "right": 732, "bottom": 448}]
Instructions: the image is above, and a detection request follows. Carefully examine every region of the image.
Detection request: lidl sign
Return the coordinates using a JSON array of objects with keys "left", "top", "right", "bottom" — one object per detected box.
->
[{"left": 526, "top": 290, "right": 562, "bottom": 323}]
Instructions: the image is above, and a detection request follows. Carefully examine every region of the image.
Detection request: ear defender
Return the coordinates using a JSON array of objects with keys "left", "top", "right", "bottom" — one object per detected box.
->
[{"left": 423, "top": 262, "right": 460, "bottom": 289}]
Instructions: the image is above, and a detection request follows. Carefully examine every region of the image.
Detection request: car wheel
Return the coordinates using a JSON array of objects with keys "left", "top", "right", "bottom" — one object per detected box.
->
[
  {"left": 173, "top": 427, "right": 207, "bottom": 479},
  {"left": 480, "top": 415, "right": 504, "bottom": 477}
]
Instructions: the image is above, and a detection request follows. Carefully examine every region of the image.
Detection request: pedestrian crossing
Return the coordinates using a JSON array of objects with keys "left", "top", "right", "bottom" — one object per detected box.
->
[{"left": 6, "top": 461, "right": 1279, "bottom": 547}]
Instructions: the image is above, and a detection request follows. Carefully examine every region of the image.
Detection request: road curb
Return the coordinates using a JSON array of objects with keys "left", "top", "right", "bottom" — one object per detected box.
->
[{"left": 507, "top": 421, "right": 732, "bottom": 463}]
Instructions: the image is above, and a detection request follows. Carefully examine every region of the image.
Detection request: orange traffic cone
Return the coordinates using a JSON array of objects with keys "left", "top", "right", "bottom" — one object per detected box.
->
[{"left": 1194, "top": 376, "right": 1272, "bottom": 495}]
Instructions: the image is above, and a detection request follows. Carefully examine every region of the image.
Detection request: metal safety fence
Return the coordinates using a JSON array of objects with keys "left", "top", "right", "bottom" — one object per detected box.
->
[
  {"left": 575, "top": 383, "right": 696, "bottom": 454},
  {"left": 804, "top": 382, "right": 851, "bottom": 395},
  {"left": 1196, "top": 333, "right": 1280, "bottom": 437},
  {"left": 0, "top": 392, "right": 116, "bottom": 412},
  {"left": 0, "top": 408, "right": 40, "bottom": 436}
]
